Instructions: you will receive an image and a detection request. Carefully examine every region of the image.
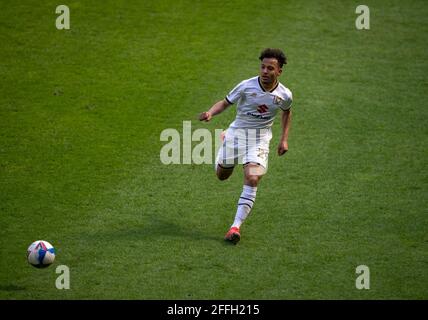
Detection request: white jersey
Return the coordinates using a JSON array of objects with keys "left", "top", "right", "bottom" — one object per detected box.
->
[{"left": 225, "top": 76, "right": 292, "bottom": 130}]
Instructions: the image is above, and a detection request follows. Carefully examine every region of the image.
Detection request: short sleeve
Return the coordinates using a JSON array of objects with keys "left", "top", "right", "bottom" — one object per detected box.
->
[
  {"left": 225, "top": 80, "right": 245, "bottom": 104},
  {"left": 280, "top": 92, "right": 293, "bottom": 111}
]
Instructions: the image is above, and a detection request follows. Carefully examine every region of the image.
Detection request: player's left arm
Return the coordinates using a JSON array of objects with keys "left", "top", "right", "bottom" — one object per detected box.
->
[{"left": 278, "top": 109, "right": 292, "bottom": 156}]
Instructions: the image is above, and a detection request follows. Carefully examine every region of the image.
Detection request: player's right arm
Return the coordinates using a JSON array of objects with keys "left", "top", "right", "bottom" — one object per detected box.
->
[
  {"left": 199, "top": 99, "right": 231, "bottom": 122},
  {"left": 200, "top": 79, "right": 245, "bottom": 121}
]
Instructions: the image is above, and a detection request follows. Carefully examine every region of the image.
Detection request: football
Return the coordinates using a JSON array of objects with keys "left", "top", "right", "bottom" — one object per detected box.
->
[{"left": 27, "top": 240, "right": 56, "bottom": 268}]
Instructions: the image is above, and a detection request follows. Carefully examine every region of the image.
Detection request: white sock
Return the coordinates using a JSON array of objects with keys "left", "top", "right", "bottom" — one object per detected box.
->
[{"left": 231, "top": 185, "right": 257, "bottom": 229}]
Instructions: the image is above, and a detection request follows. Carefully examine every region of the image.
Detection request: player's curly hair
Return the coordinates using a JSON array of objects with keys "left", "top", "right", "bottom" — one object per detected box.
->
[{"left": 259, "top": 48, "right": 287, "bottom": 68}]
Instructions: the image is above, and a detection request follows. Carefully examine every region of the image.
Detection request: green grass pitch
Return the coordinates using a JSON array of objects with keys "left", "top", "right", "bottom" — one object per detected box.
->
[{"left": 0, "top": 0, "right": 427, "bottom": 299}]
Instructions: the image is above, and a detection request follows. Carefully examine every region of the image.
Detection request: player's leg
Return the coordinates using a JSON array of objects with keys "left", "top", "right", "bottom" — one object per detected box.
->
[
  {"left": 243, "top": 163, "right": 265, "bottom": 187},
  {"left": 216, "top": 163, "right": 234, "bottom": 180},
  {"left": 225, "top": 131, "right": 270, "bottom": 244},
  {"left": 231, "top": 162, "right": 264, "bottom": 227},
  {"left": 215, "top": 129, "right": 236, "bottom": 181},
  {"left": 224, "top": 163, "right": 266, "bottom": 244}
]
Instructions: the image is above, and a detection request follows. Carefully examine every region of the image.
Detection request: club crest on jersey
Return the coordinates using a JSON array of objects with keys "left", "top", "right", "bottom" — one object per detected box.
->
[
  {"left": 273, "top": 95, "right": 284, "bottom": 105},
  {"left": 257, "top": 104, "right": 269, "bottom": 113}
]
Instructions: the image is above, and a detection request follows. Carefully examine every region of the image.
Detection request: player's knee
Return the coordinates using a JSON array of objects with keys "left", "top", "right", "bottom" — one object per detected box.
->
[
  {"left": 217, "top": 169, "right": 232, "bottom": 181},
  {"left": 245, "top": 175, "right": 260, "bottom": 187},
  {"left": 217, "top": 174, "right": 229, "bottom": 181},
  {"left": 216, "top": 169, "right": 224, "bottom": 180},
  {"left": 244, "top": 164, "right": 264, "bottom": 186},
  {"left": 216, "top": 163, "right": 234, "bottom": 181}
]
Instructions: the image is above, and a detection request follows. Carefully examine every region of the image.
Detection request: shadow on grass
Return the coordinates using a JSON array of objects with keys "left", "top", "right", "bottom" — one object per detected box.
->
[
  {"left": 0, "top": 284, "right": 26, "bottom": 292},
  {"left": 80, "top": 216, "right": 234, "bottom": 246}
]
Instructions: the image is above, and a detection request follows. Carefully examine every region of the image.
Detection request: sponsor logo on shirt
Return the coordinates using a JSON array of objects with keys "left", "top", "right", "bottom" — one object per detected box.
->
[
  {"left": 246, "top": 111, "right": 271, "bottom": 119},
  {"left": 257, "top": 104, "right": 269, "bottom": 113}
]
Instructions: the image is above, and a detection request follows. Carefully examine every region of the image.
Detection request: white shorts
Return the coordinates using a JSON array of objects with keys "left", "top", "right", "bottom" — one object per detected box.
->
[{"left": 215, "top": 127, "right": 272, "bottom": 173}]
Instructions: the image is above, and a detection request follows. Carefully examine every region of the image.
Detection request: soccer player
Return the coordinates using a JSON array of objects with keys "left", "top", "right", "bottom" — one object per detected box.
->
[{"left": 199, "top": 48, "right": 292, "bottom": 244}]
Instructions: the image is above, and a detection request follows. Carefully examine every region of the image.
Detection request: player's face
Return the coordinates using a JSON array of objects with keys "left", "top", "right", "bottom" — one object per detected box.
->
[{"left": 260, "top": 58, "right": 282, "bottom": 86}]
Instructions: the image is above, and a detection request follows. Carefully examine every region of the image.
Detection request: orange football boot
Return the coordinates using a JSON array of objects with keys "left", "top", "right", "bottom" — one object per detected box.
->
[{"left": 224, "top": 227, "right": 241, "bottom": 244}]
